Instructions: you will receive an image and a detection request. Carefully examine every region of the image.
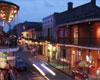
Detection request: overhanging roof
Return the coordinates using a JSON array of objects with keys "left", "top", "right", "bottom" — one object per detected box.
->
[
  {"left": 57, "top": 18, "right": 100, "bottom": 27},
  {"left": 57, "top": 43, "right": 100, "bottom": 50}
]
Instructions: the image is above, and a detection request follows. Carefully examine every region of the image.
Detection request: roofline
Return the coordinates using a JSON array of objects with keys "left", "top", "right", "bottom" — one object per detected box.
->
[
  {"left": 42, "top": 12, "right": 59, "bottom": 21},
  {"left": 43, "top": 14, "right": 54, "bottom": 20},
  {"left": 0, "top": 1, "right": 19, "bottom": 10},
  {"left": 57, "top": 18, "right": 100, "bottom": 27}
]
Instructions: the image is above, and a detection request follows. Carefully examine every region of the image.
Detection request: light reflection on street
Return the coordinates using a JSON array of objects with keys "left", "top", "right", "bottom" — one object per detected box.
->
[
  {"left": 32, "top": 64, "right": 50, "bottom": 80},
  {"left": 41, "top": 63, "right": 56, "bottom": 76},
  {"left": 32, "top": 64, "right": 45, "bottom": 76}
]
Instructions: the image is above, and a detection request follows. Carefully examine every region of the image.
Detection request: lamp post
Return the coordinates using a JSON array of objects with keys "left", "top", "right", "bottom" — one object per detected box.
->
[{"left": 48, "top": 44, "right": 52, "bottom": 63}]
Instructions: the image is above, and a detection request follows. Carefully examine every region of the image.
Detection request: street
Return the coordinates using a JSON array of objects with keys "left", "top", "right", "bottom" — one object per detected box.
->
[
  {"left": 16, "top": 51, "right": 45, "bottom": 80},
  {"left": 0, "top": 0, "right": 99, "bottom": 80},
  {"left": 16, "top": 50, "right": 74, "bottom": 80}
]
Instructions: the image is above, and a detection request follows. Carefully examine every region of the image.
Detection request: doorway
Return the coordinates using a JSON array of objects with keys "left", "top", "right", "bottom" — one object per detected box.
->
[
  {"left": 74, "top": 27, "right": 78, "bottom": 44},
  {"left": 72, "top": 51, "right": 75, "bottom": 67}
]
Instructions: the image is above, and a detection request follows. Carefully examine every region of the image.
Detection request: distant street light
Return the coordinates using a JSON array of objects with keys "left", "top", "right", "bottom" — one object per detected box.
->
[{"left": 48, "top": 44, "right": 52, "bottom": 62}]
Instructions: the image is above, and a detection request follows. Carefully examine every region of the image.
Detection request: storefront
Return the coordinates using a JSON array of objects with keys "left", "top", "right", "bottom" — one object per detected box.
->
[
  {"left": 43, "top": 41, "right": 49, "bottom": 56},
  {"left": 70, "top": 46, "right": 100, "bottom": 77}
]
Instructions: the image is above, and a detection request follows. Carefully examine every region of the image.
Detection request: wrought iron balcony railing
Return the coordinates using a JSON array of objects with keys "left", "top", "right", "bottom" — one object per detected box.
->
[
  {"left": 57, "top": 38, "right": 100, "bottom": 47},
  {"left": 0, "top": 37, "right": 17, "bottom": 49}
]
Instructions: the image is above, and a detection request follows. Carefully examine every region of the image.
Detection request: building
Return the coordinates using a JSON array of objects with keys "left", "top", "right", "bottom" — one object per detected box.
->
[
  {"left": 54, "top": 0, "right": 100, "bottom": 78},
  {"left": 40, "top": 0, "right": 100, "bottom": 78},
  {"left": 42, "top": 13, "right": 60, "bottom": 42},
  {"left": 42, "top": 13, "right": 60, "bottom": 57},
  {"left": 16, "top": 21, "right": 42, "bottom": 39}
]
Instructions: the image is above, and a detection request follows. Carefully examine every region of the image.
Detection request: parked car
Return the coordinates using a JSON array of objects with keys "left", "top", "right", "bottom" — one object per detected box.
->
[{"left": 16, "top": 61, "right": 27, "bottom": 71}]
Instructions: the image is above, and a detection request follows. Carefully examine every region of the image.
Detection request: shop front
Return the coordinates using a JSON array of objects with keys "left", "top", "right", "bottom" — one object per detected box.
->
[
  {"left": 43, "top": 41, "right": 50, "bottom": 56},
  {"left": 70, "top": 47, "right": 100, "bottom": 79}
]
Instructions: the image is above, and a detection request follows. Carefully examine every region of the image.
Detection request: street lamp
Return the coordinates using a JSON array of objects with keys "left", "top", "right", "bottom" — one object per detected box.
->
[{"left": 0, "top": 0, "right": 19, "bottom": 26}]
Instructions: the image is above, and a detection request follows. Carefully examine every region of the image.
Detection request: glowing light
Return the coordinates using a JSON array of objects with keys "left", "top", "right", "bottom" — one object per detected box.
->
[
  {"left": 32, "top": 64, "right": 45, "bottom": 76},
  {"left": 48, "top": 44, "right": 52, "bottom": 50},
  {"left": 97, "top": 28, "right": 100, "bottom": 38},
  {"left": 0, "top": 62, "right": 6, "bottom": 68},
  {"left": 32, "top": 64, "right": 50, "bottom": 80},
  {"left": 53, "top": 46, "right": 56, "bottom": 51},
  {"left": 25, "top": 40, "right": 28, "bottom": 43},
  {"left": 44, "top": 76, "right": 50, "bottom": 80},
  {"left": 35, "top": 42, "right": 38, "bottom": 45},
  {"left": 86, "top": 55, "right": 91, "bottom": 63},
  {"left": 28, "top": 40, "right": 32, "bottom": 44},
  {"left": 22, "top": 32, "right": 28, "bottom": 38},
  {"left": 0, "top": 1, "right": 19, "bottom": 25},
  {"left": 41, "top": 64, "right": 56, "bottom": 76},
  {"left": 39, "top": 42, "right": 42, "bottom": 45},
  {"left": 14, "top": 10, "right": 17, "bottom": 14},
  {"left": 60, "top": 58, "right": 66, "bottom": 62}
]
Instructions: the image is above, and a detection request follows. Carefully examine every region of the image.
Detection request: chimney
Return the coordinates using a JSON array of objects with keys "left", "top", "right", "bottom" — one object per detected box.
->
[
  {"left": 68, "top": 2, "right": 73, "bottom": 10},
  {"left": 91, "top": 0, "right": 96, "bottom": 5}
]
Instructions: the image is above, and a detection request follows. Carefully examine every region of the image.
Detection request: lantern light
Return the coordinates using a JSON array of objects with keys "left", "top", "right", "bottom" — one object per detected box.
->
[{"left": 0, "top": 1, "right": 19, "bottom": 26}]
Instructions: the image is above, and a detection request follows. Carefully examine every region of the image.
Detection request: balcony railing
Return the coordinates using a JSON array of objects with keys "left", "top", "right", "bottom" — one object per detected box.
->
[
  {"left": 57, "top": 38, "right": 100, "bottom": 47},
  {"left": 37, "top": 37, "right": 54, "bottom": 42},
  {"left": 0, "top": 37, "right": 17, "bottom": 49},
  {"left": 36, "top": 37, "right": 100, "bottom": 47}
]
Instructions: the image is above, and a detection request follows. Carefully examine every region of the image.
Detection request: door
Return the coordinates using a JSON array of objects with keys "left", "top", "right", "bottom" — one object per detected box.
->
[
  {"left": 74, "top": 28, "right": 78, "bottom": 44},
  {"left": 71, "top": 51, "right": 75, "bottom": 67}
]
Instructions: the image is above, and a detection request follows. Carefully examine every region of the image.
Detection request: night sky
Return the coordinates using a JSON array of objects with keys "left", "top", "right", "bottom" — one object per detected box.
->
[
  {"left": 6, "top": 0, "right": 100, "bottom": 23},
  {"left": 2, "top": 0, "right": 100, "bottom": 32}
]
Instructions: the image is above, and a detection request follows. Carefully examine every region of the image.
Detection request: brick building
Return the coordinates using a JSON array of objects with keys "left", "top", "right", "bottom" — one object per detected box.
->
[
  {"left": 54, "top": 0, "right": 100, "bottom": 78},
  {"left": 15, "top": 21, "right": 42, "bottom": 39},
  {"left": 40, "top": 0, "right": 100, "bottom": 78}
]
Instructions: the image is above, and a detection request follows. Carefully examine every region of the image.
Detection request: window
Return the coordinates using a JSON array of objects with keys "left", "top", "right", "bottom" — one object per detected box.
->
[
  {"left": 51, "top": 19, "right": 52, "bottom": 22},
  {"left": 63, "top": 49, "right": 66, "bottom": 58},
  {"left": 77, "top": 51, "right": 81, "bottom": 61},
  {"left": 60, "top": 30, "right": 63, "bottom": 38},
  {"left": 65, "top": 29, "right": 68, "bottom": 37}
]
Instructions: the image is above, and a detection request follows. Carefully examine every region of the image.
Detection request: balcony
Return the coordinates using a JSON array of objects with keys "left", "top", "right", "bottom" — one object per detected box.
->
[
  {"left": 57, "top": 38, "right": 100, "bottom": 47},
  {"left": 37, "top": 36, "right": 54, "bottom": 42},
  {"left": 0, "top": 37, "right": 19, "bottom": 52}
]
